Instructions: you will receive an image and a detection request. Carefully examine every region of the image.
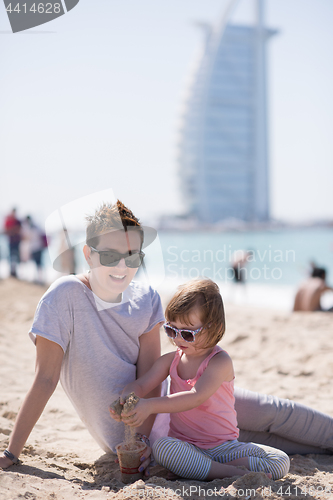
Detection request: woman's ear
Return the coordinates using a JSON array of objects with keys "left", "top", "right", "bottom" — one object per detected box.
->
[{"left": 83, "top": 245, "right": 92, "bottom": 266}]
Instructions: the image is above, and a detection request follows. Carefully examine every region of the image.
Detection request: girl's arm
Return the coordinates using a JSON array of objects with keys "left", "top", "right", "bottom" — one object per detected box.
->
[
  {"left": 109, "top": 350, "right": 173, "bottom": 430},
  {"left": 110, "top": 351, "right": 174, "bottom": 411},
  {"left": 0, "top": 336, "right": 63, "bottom": 468},
  {"left": 124, "top": 350, "right": 234, "bottom": 427}
]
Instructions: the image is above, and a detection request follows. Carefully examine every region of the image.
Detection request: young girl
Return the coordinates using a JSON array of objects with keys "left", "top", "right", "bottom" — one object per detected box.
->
[{"left": 110, "top": 278, "right": 290, "bottom": 480}]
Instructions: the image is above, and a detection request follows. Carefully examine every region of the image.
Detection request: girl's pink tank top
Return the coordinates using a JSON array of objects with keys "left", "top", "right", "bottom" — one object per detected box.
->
[{"left": 168, "top": 345, "right": 239, "bottom": 449}]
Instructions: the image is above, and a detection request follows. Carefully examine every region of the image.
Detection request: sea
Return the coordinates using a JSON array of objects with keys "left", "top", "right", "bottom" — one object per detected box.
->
[{"left": 1, "top": 226, "right": 332, "bottom": 312}]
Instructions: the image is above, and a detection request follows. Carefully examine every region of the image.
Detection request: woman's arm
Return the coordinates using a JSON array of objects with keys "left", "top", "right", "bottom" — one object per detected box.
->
[
  {"left": 0, "top": 336, "right": 63, "bottom": 468},
  {"left": 131, "top": 323, "right": 164, "bottom": 439},
  {"left": 116, "top": 323, "right": 165, "bottom": 476},
  {"left": 124, "top": 350, "right": 234, "bottom": 427},
  {"left": 135, "top": 323, "right": 163, "bottom": 393},
  {"left": 110, "top": 324, "right": 172, "bottom": 429}
]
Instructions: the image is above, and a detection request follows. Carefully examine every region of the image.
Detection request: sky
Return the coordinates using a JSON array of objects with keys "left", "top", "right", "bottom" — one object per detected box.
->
[{"left": 1, "top": 0, "right": 333, "bottom": 227}]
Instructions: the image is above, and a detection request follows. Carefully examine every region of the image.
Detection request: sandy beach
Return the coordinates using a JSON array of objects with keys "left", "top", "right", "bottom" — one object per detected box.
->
[{"left": 0, "top": 278, "right": 333, "bottom": 499}]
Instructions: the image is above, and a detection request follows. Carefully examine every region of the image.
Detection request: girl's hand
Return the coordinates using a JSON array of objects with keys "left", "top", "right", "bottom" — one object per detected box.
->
[
  {"left": 109, "top": 407, "right": 122, "bottom": 422},
  {"left": 121, "top": 399, "right": 152, "bottom": 427},
  {"left": 109, "top": 391, "right": 137, "bottom": 421},
  {"left": 119, "top": 391, "right": 131, "bottom": 405},
  {"left": 109, "top": 398, "right": 124, "bottom": 422}
]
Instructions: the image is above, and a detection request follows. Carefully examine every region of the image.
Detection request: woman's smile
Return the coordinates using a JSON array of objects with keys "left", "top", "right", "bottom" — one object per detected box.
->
[{"left": 109, "top": 274, "right": 126, "bottom": 281}]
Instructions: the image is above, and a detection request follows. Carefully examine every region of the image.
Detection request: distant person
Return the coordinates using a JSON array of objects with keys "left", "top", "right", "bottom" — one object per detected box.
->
[
  {"left": 58, "top": 228, "right": 76, "bottom": 275},
  {"left": 3, "top": 208, "right": 22, "bottom": 278},
  {"left": 293, "top": 267, "right": 333, "bottom": 312},
  {"left": 230, "top": 250, "right": 253, "bottom": 283},
  {"left": 21, "top": 215, "right": 47, "bottom": 284}
]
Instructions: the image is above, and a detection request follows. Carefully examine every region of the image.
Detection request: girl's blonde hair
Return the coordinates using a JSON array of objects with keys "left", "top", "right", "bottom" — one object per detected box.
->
[{"left": 165, "top": 278, "right": 226, "bottom": 349}]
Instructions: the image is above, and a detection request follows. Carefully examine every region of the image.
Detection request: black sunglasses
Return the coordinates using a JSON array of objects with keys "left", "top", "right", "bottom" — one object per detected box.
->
[
  {"left": 163, "top": 322, "right": 203, "bottom": 343},
  {"left": 90, "top": 247, "right": 145, "bottom": 268}
]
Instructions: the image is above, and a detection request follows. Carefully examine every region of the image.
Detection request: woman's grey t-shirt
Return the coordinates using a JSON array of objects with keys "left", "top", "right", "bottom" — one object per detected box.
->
[{"left": 29, "top": 275, "right": 165, "bottom": 452}]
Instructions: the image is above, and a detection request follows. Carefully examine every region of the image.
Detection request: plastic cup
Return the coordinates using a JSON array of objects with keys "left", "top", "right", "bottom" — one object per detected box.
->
[{"left": 116, "top": 441, "right": 147, "bottom": 484}]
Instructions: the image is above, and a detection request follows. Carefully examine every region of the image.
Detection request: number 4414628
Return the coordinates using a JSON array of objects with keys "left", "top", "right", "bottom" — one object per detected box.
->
[{"left": 6, "top": 3, "right": 61, "bottom": 14}]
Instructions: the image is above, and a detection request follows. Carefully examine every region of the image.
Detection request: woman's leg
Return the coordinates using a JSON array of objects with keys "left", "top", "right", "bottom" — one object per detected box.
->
[
  {"left": 208, "top": 440, "right": 290, "bottom": 480},
  {"left": 234, "top": 386, "right": 333, "bottom": 454}
]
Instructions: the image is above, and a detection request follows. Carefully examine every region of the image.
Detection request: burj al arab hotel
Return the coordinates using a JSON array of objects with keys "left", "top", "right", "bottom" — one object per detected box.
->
[{"left": 178, "top": 0, "right": 277, "bottom": 224}]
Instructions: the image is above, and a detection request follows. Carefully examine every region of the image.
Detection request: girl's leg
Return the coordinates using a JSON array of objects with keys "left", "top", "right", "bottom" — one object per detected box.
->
[
  {"left": 152, "top": 437, "right": 211, "bottom": 480},
  {"left": 207, "top": 440, "right": 290, "bottom": 480},
  {"left": 152, "top": 437, "right": 252, "bottom": 480},
  {"left": 152, "top": 437, "right": 289, "bottom": 481},
  {"left": 234, "top": 386, "right": 333, "bottom": 454}
]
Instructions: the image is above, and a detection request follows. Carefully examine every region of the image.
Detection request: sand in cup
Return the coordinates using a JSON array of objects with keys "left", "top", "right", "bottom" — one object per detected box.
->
[
  {"left": 111, "top": 392, "right": 146, "bottom": 483},
  {"left": 116, "top": 441, "right": 147, "bottom": 484}
]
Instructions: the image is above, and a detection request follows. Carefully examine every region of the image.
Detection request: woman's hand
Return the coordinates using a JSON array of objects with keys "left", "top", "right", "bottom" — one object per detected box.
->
[
  {"left": 138, "top": 443, "right": 152, "bottom": 477},
  {"left": 121, "top": 399, "right": 152, "bottom": 427}
]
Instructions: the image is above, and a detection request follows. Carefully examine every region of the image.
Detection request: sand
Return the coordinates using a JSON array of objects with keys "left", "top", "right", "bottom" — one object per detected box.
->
[
  {"left": 1, "top": 278, "right": 333, "bottom": 499},
  {"left": 110, "top": 393, "right": 140, "bottom": 421},
  {"left": 110, "top": 392, "right": 141, "bottom": 456}
]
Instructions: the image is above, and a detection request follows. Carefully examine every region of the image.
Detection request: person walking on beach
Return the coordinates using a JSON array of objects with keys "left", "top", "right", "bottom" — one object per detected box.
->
[
  {"left": 293, "top": 267, "right": 333, "bottom": 312},
  {"left": 111, "top": 279, "right": 290, "bottom": 480},
  {"left": 230, "top": 249, "right": 253, "bottom": 284},
  {"left": 21, "top": 215, "right": 47, "bottom": 284},
  {"left": 1, "top": 199, "right": 333, "bottom": 474},
  {"left": 3, "top": 207, "right": 22, "bottom": 278},
  {"left": 228, "top": 249, "right": 253, "bottom": 304},
  {"left": 57, "top": 228, "right": 76, "bottom": 275}
]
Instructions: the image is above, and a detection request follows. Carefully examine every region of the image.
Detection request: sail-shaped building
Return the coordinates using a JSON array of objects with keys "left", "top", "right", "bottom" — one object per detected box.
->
[{"left": 178, "top": 0, "right": 277, "bottom": 223}]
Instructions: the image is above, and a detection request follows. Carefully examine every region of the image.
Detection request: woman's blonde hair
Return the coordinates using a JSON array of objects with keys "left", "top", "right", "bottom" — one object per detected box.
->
[
  {"left": 85, "top": 199, "right": 143, "bottom": 248},
  {"left": 165, "top": 278, "right": 226, "bottom": 349}
]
